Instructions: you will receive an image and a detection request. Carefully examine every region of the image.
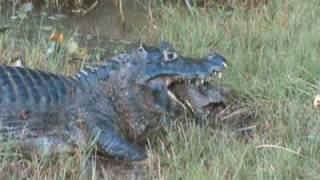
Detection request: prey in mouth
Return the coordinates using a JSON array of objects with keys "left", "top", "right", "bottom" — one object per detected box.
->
[
  {"left": 163, "top": 44, "right": 228, "bottom": 121},
  {"left": 166, "top": 72, "right": 231, "bottom": 122},
  {"left": 144, "top": 41, "right": 229, "bottom": 121}
]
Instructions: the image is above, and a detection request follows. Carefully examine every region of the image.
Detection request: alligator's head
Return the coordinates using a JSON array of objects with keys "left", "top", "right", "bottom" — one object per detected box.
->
[
  {"left": 102, "top": 42, "right": 227, "bottom": 139},
  {"left": 137, "top": 42, "right": 227, "bottom": 111}
]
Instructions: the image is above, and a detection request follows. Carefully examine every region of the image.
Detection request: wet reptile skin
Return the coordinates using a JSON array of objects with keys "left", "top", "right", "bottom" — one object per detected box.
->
[{"left": 0, "top": 42, "right": 227, "bottom": 161}]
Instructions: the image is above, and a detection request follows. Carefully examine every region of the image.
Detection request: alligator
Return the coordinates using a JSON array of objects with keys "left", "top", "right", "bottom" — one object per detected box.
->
[{"left": 0, "top": 42, "right": 227, "bottom": 161}]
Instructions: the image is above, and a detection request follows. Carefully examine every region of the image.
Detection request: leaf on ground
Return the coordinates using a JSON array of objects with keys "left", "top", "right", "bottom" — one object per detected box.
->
[
  {"left": 14, "top": 59, "right": 24, "bottom": 67},
  {"left": 49, "top": 31, "right": 65, "bottom": 43},
  {"left": 47, "top": 41, "right": 58, "bottom": 55},
  {"left": 40, "top": 26, "right": 54, "bottom": 31},
  {"left": 66, "top": 38, "right": 89, "bottom": 60},
  {"left": 313, "top": 94, "right": 320, "bottom": 108},
  {"left": 66, "top": 37, "right": 79, "bottom": 54},
  {"left": 48, "top": 14, "right": 67, "bottom": 21},
  {"left": 47, "top": 32, "right": 65, "bottom": 55},
  {"left": 0, "top": 26, "right": 10, "bottom": 33},
  {"left": 19, "top": 2, "right": 33, "bottom": 13},
  {"left": 10, "top": 16, "right": 18, "bottom": 20},
  {"left": 17, "top": 13, "right": 28, "bottom": 20}
]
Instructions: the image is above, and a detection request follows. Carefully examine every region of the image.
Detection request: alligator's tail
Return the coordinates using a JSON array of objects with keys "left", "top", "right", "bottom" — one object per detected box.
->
[{"left": 0, "top": 66, "right": 80, "bottom": 141}]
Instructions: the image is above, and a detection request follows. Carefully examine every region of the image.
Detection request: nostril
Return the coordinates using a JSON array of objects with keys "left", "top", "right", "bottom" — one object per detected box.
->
[
  {"left": 138, "top": 47, "right": 144, "bottom": 52},
  {"left": 207, "top": 53, "right": 227, "bottom": 67},
  {"left": 168, "top": 53, "right": 174, "bottom": 60}
]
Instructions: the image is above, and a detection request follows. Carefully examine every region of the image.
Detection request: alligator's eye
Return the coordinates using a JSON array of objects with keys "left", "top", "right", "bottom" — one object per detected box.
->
[
  {"left": 138, "top": 47, "right": 144, "bottom": 52},
  {"left": 137, "top": 46, "right": 147, "bottom": 57},
  {"left": 167, "top": 52, "right": 174, "bottom": 59},
  {"left": 164, "top": 51, "right": 178, "bottom": 62},
  {"left": 207, "top": 53, "right": 215, "bottom": 58}
]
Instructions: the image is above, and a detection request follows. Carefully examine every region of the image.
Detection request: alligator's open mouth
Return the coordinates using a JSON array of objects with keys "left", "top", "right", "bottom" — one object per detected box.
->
[
  {"left": 165, "top": 70, "right": 228, "bottom": 115},
  {"left": 141, "top": 42, "right": 228, "bottom": 117}
]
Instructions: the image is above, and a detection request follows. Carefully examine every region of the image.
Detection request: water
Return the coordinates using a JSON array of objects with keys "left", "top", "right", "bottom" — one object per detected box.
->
[{"left": 0, "top": 1, "right": 151, "bottom": 62}]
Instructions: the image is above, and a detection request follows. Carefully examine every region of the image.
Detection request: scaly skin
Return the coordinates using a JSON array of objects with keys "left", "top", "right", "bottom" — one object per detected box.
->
[{"left": 0, "top": 42, "right": 227, "bottom": 161}]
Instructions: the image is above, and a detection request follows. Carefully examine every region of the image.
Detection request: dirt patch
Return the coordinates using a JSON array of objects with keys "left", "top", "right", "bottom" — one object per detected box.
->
[{"left": 86, "top": 156, "right": 148, "bottom": 179}]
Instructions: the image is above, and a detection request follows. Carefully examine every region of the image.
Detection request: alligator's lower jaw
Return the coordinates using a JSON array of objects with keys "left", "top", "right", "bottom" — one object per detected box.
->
[
  {"left": 167, "top": 88, "right": 190, "bottom": 111},
  {"left": 166, "top": 73, "right": 226, "bottom": 115},
  {"left": 167, "top": 82, "right": 209, "bottom": 114}
]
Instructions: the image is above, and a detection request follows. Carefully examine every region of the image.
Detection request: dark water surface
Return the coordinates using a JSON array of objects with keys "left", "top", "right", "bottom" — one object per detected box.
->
[{"left": 0, "top": 1, "right": 151, "bottom": 62}]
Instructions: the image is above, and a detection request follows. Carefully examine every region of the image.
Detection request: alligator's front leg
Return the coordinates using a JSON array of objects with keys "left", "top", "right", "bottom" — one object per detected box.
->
[{"left": 84, "top": 110, "right": 146, "bottom": 161}]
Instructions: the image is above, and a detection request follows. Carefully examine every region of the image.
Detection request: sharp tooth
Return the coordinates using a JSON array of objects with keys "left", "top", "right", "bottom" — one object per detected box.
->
[
  {"left": 201, "top": 79, "right": 204, "bottom": 84},
  {"left": 14, "top": 60, "right": 23, "bottom": 67},
  {"left": 222, "top": 62, "right": 228, "bottom": 68},
  {"left": 80, "top": 70, "right": 88, "bottom": 76},
  {"left": 185, "top": 100, "right": 195, "bottom": 113},
  {"left": 166, "top": 79, "right": 172, "bottom": 86},
  {"left": 218, "top": 72, "right": 222, "bottom": 79},
  {"left": 168, "top": 90, "right": 187, "bottom": 110}
]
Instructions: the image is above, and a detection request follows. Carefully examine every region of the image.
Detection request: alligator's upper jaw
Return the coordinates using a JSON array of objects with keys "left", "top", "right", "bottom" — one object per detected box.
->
[{"left": 143, "top": 53, "right": 227, "bottom": 83}]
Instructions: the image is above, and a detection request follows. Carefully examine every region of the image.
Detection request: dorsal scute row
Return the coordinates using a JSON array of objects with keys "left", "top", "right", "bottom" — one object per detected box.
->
[
  {"left": 0, "top": 66, "right": 71, "bottom": 110},
  {"left": 74, "top": 59, "right": 121, "bottom": 86}
]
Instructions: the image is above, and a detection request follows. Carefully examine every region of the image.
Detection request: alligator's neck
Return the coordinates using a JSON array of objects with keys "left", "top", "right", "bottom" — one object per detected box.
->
[{"left": 73, "top": 60, "right": 120, "bottom": 89}]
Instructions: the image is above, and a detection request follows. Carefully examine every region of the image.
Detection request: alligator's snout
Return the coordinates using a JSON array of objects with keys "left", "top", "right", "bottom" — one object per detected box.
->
[
  {"left": 143, "top": 52, "right": 228, "bottom": 83},
  {"left": 206, "top": 53, "right": 227, "bottom": 79},
  {"left": 207, "top": 53, "right": 227, "bottom": 71}
]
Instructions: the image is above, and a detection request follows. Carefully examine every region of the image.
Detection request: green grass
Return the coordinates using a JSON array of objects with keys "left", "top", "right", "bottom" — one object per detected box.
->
[
  {"left": 1, "top": 0, "right": 320, "bottom": 179},
  {"left": 145, "top": 0, "right": 320, "bottom": 179}
]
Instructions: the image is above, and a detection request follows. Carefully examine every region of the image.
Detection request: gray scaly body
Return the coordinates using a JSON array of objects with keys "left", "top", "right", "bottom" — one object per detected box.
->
[{"left": 0, "top": 42, "right": 228, "bottom": 161}]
